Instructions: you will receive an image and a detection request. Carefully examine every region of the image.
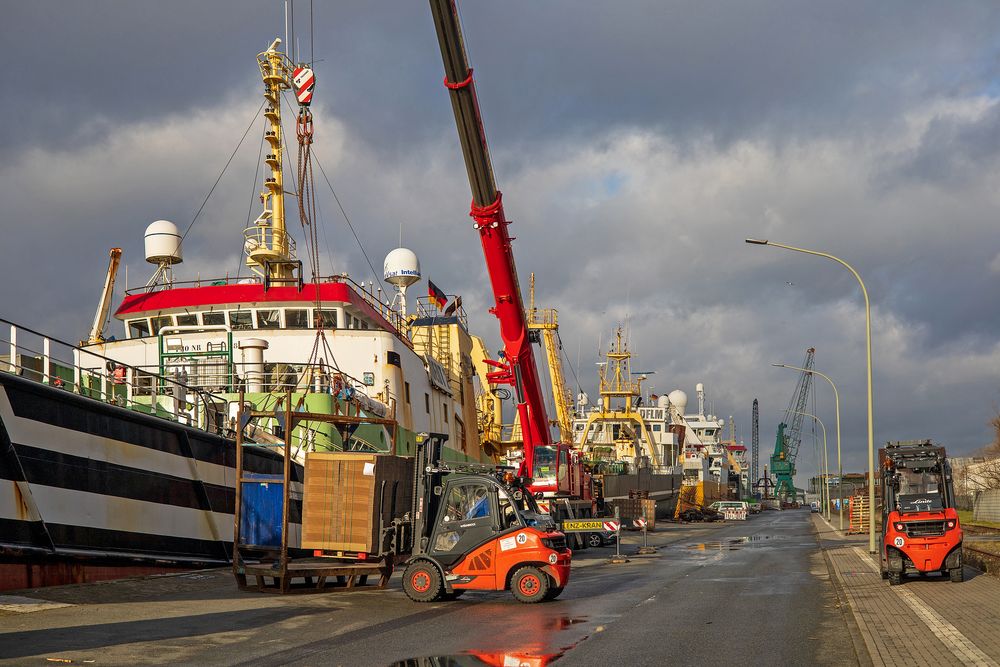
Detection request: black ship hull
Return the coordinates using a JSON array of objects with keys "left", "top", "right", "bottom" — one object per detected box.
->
[{"left": 0, "top": 372, "right": 299, "bottom": 590}]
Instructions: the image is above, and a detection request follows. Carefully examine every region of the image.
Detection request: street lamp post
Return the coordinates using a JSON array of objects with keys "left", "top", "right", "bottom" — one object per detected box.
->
[
  {"left": 747, "top": 238, "right": 876, "bottom": 553},
  {"left": 774, "top": 364, "right": 844, "bottom": 532},
  {"left": 791, "top": 410, "right": 830, "bottom": 521}
]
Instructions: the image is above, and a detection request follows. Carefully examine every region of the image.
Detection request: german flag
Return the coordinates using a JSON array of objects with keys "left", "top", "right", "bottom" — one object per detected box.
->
[{"left": 428, "top": 280, "right": 447, "bottom": 310}]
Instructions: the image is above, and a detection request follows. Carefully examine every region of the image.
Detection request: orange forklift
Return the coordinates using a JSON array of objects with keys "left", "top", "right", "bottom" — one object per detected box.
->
[
  {"left": 878, "top": 440, "right": 964, "bottom": 585},
  {"left": 401, "top": 434, "right": 572, "bottom": 603}
]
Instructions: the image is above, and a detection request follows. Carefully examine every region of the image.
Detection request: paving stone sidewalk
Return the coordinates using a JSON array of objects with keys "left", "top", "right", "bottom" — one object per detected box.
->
[{"left": 814, "top": 514, "right": 1000, "bottom": 667}]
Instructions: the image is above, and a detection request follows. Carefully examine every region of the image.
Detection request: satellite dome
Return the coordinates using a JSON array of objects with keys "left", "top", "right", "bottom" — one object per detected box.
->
[
  {"left": 383, "top": 248, "right": 421, "bottom": 288},
  {"left": 668, "top": 389, "right": 688, "bottom": 410},
  {"left": 656, "top": 395, "right": 670, "bottom": 409},
  {"left": 144, "top": 220, "right": 183, "bottom": 265},
  {"left": 695, "top": 382, "right": 704, "bottom": 393}
]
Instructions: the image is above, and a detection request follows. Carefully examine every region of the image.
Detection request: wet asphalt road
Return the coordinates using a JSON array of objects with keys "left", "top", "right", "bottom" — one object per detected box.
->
[{"left": 0, "top": 510, "right": 857, "bottom": 666}]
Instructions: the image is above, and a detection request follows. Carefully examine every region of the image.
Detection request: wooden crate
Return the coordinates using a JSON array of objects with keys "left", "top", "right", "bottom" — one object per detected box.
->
[
  {"left": 302, "top": 452, "right": 414, "bottom": 554},
  {"left": 609, "top": 498, "right": 656, "bottom": 529}
]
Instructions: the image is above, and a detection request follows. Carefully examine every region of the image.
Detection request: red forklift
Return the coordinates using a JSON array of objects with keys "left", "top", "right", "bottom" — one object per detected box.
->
[
  {"left": 401, "top": 434, "right": 572, "bottom": 603},
  {"left": 878, "top": 440, "right": 964, "bottom": 585}
]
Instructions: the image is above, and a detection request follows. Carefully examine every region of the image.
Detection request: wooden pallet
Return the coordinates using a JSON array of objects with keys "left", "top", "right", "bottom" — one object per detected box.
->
[
  {"left": 235, "top": 555, "right": 395, "bottom": 594},
  {"left": 847, "top": 495, "right": 871, "bottom": 534}
]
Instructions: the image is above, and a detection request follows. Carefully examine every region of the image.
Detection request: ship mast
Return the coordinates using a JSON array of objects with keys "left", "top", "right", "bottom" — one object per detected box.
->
[{"left": 244, "top": 38, "right": 297, "bottom": 282}]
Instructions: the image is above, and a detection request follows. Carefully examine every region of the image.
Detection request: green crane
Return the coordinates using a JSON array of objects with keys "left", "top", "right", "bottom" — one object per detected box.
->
[{"left": 771, "top": 348, "right": 815, "bottom": 503}]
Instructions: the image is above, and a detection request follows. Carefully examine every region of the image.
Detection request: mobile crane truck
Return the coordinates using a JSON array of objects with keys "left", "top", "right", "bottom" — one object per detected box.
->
[
  {"left": 878, "top": 440, "right": 964, "bottom": 585},
  {"left": 427, "top": 0, "right": 593, "bottom": 513}
]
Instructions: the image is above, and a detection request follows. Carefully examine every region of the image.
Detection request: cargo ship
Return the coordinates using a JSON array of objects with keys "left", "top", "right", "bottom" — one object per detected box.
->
[
  {"left": 571, "top": 329, "right": 681, "bottom": 518},
  {"left": 0, "top": 34, "right": 499, "bottom": 590},
  {"left": 672, "top": 383, "right": 739, "bottom": 514}
]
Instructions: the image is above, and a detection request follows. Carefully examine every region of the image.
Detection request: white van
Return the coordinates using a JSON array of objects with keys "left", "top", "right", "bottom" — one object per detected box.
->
[{"left": 709, "top": 501, "right": 749, "bottom": 513}]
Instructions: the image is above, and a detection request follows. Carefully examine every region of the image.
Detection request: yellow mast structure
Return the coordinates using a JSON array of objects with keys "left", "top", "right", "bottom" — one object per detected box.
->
[
  {"left": 526, "top": 273, "right": 574, "bottom": 443},
  {"left": 244, "top": 38, "right": 297, "bottom": 281},
  {"left": 577, "top": 327, "right": 661, "bottom": 466}
]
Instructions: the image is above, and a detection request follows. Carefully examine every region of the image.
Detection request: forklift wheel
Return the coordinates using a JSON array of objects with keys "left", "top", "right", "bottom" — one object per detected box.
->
[
  {"left": 511, "top": 566, "right": 551, "bottom": 604},
  {"left": 888, "top": 571, "right": 902, "bottom": 586},
  {"left": 949, "top": 567, "right": 964, "bottom": 583},
  {"left": 403, "top": 561, "right": 444, "bottom": 602}
]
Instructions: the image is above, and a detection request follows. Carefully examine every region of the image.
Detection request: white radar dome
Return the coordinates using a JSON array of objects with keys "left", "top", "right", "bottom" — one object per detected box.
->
[
  {"left": 144, "top": 220, "right": 183, "bottom": 265},
  {"left": 668, "top": 389, "right": 688, "bottom": 410},
  {"left": 383, "top": 248, "right": 421, "bottom": 288},
  {"left": 656, "top": 395, "right": 670, "bottom": 409},
  {"left": 695, "top": 382, "right": 704, "bottom": 393}
]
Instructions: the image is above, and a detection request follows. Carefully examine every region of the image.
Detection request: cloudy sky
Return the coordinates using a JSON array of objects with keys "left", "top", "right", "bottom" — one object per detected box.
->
[{"left": 3, "top": 1, "right": 1000, "bottom": 485}]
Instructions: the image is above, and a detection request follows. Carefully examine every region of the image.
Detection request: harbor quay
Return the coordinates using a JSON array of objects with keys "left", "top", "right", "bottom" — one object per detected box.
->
[{"left": 3, "top": 510, "right": 1000, "bottom": 666}]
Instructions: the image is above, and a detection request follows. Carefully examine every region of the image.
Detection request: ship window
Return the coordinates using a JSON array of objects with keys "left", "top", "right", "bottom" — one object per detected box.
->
[
  {"left": 203, "top": 311, "right": 226, "bottom": 326},
  {"left": 176, "top": 314, "right": 198, "bottom": 326},
  {"left": 127, "top": 319, "right": 150, "bottom": 338},
  {"left": 229, "top": 310, "right": 253, "bottom": 330},
  {"left": 443, "top": 403, "right": 448, "bottom": 423},
  {"left": 652, "top": 424, "right": 662, "bottom": 432},
  {"left": 314, "top": 309, "right": 337, "bottom": 329},
  {"left": 151, "top": 316, "right": 174, "bottom": 335},
  {"left": 425, "top": 393, "right": 430, "bottom": 414},
  {"left": 256, "top": 309, "right": 281, "bottom": 329},
  {"left": 405, "top": 382, "right": 411, "bottom": 404},
  {"left": 361, "top": 320, "right": 369, "bottom": 330},
  {"left": 286, "top": 309, "right": 309, "bottom": 329}
]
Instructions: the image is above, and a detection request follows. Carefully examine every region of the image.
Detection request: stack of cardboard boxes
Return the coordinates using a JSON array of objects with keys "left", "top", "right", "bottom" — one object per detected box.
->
[{"left": 301, "top": 452, "right": 414, "bottom": 554}]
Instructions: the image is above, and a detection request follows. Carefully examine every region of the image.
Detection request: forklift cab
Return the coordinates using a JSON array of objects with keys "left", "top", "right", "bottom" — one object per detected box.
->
[
  {"left": 878, "top": 441, "right": 963, "bottom": 585},
  {"left": 428, "top": 474, "right": 556, "bottom": 566},
  {"left": 405, "top": 434, "right": 571, "bottom": 603}
]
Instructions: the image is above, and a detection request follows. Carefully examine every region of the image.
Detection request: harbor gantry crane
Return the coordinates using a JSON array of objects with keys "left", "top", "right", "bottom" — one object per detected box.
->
[
  {"left": 429, "top": 0, "right": 590, "bottom": 502},
  {"left": 771, "top": 348, "right": 815, "bottom": 503}
]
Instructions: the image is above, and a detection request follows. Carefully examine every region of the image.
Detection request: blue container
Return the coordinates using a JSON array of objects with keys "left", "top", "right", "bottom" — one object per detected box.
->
[{"left": 240, "top": 474, "right": 284, "bottom": 547}]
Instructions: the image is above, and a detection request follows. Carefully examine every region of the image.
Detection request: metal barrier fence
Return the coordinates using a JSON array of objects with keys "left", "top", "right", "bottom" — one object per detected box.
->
[{"left": 0, "top": 318, "right": 229, "bottom": 435}]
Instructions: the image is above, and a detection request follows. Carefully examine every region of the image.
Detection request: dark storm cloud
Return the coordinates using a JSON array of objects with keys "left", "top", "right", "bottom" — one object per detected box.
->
[{"left": 6, "top": 2, "right": 999, "bottom": 152}]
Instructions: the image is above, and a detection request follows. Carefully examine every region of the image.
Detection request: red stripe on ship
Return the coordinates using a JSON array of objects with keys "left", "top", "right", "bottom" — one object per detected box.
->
[{"left": 113, "top": 282, "right": 400, "bottom": 335}]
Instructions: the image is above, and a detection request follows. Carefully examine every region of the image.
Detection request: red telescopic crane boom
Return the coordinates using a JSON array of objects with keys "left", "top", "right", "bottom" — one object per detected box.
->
[{"left": 429, "top": 0, "right": 552, "bottom": 477}]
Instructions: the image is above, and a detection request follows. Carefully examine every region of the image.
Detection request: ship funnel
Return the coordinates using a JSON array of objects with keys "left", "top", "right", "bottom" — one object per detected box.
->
[{"left": 238, "top": 338, "right": 269, "bottom": 393}]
